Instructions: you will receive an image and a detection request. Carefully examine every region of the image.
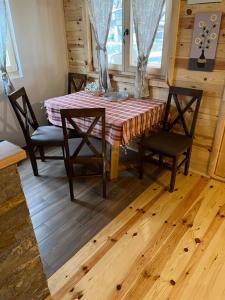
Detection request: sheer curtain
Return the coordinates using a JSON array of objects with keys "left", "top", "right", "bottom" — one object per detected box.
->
[
  {"left": 86, "top": 0, "right": 113, "bottom": 92},
  {"left": 132, "top": 0, "right": 165, "bottom": 98},
  {"left": 0, "top": 0, "right": 15, "bottom": 95}
]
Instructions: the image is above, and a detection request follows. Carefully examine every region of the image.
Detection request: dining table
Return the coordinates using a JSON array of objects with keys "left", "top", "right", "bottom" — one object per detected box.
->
[{"left": 44, "top": 91, "right": 165, "bottom": 180}]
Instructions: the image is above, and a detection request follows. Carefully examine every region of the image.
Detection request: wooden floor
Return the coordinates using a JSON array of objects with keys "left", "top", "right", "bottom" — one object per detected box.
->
[
  {"left": 48, "top": 170, "right": 225, "bottom": 300},
  {"left": 18, "top": 147, "right": 159, "bottom": 278}
]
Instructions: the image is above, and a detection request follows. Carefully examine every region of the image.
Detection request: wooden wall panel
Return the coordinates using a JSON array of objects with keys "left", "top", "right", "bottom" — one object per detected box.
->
[
  {"left": 174, "top": 0, "right": 225, "bottom": 175},
  {"left": 63, "top": 0, "right": 225, "bottom": 176},
  {"left": 213, "top": 87, "right": 225, "bottom": 178},
  {"left": 63, "top": 0, "right": 87, "bottom": 74},
  {"left": 216, "top": 131, "right": 225, "bottom": 177}
]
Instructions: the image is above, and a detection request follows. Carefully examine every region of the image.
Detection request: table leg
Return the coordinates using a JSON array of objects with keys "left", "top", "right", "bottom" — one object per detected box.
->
[{"left": 110, "top": 144, "right": 119, "bottom": 181}]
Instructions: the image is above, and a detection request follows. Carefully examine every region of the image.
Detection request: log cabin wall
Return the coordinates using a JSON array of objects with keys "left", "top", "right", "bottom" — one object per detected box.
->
[
  {"left": 63, "top": 0, "right": 225, "bottom": 176},
  {"left": 175, "top": 1, "right": 225, "bottom": 176},
  {"left": 216, "top": 132, "right": 225, "bottom": 177},
  {"left": 211, "top": 87, "right": 225, "bottom": 179}
]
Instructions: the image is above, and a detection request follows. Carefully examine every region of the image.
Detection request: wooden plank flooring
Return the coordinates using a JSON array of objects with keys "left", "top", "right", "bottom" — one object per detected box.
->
[
  {"left": 48, "top": 170, "right": 225, "bottom": 300},
  {"left": 18, "top": 147, "right": 161, "bottom": 278}
]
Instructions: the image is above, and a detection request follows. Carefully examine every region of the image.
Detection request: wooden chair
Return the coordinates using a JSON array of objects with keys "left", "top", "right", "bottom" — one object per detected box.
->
[
  {"left": 68, "top": 72, "right": 87, "bottom": 94},
  {"left": 8, "top": 87, "right": 68, "bottom": 176},
  {"left": 139, "top": 86, "right": 203, "bottom": 192},
  {"left": 60, "top": 108, "right": 107, "bottom": 201}
]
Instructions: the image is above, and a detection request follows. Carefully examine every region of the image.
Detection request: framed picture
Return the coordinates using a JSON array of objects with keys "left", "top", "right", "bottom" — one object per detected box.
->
[
  {"left": 189, "top": 11, "right": 222, "bottom": 72},
  {"left": 188, "top": 0, "right": 222, "bottom": 4}
]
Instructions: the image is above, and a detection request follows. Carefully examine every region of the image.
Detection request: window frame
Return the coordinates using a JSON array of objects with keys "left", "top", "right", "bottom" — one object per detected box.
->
[
  {"left": 5, "top": 0, "right": 20, "bottom": 76},
  {"left": 106, "top": 0, "right": 124, "bottom": 72},
  {"left": 91, "top": 0, "right": 171, "bottom": 78},
  {"left": 6, "top": 24, "right": 18, "bottom": 73},
  {"left": 125, "top": 0, "right": 170, "bottom": 76}
]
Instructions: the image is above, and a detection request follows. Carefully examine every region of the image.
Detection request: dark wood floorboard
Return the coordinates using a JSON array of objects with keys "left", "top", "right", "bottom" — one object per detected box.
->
[{"left": 18, "top": 147, "right": 163, "bottom": 278}]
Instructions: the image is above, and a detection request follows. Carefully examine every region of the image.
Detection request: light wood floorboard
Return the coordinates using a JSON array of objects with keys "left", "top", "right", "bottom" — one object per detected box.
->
[{"left": 48, "top": 171, "right": 225, "bottom": 300}]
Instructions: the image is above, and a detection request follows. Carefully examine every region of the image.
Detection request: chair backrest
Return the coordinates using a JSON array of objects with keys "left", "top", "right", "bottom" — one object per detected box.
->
[
  {"left": 60, "top": 108, "right": 106, "bottom": 160},
  {"left": 163, "top": 86, "right": 203, "bottom": 138},
  {"left": 8, "top": 87, "right": 39, "bottom": 143},
  {"left": 68, "top": 72, "right": 87, "bottom": 94}
]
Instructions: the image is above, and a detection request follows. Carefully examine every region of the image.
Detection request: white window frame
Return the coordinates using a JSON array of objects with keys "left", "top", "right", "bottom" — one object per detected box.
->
[
  {"left": 5, "top": 0, "right": 20, "bottom": 76},
  {"left": 91, "top": 0, "right": 171, "bottom": 78},
  {"left": 6, "top": 25, "right": 17, "bottom": 73}
]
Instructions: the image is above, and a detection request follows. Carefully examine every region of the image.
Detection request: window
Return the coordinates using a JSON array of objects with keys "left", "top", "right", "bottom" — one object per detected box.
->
[
  {"left": 5, "top": 0, "right": 19, "bottom": 75},
  {"left": 92, "top": 0, "right": 169, "bottom": 76},
  {"left": 130, "top": 5, "right": 166, "bottom": 68},
  {"left": 6, "top": 25, "right": 18, "bottom": 73},
  {"left": 107, "top": 0, "right": 123, "bottom": 68}
]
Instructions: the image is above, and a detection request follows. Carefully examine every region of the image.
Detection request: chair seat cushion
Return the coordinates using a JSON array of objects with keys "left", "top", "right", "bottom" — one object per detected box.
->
[
  {"left": 31, "top": 126, "right": 65, "bottom": 146},
  {"left": 143, "top": 131, "right": 192, "bottom": 156}
]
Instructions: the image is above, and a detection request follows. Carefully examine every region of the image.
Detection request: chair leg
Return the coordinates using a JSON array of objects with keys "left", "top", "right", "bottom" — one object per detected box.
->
[
  {"left": 62, "top": 147, "right": 69, "bottom": 176},
  {"left": 184, "top": 148, "right": 191, "bottom": 176},
  {"left": 68, "top": 165, "right": 75, "bottom": 201},
  {"left": 62, "top": 146, "right": 65, "bottom": 160},
  {"left": 64, "top": 156, "right": 69, "bottom": 176},
  {"left": 29, "top": 147, "right": 39, "bottom": 176},
  {"left": 139, "top": 143, "right": 144, "bottom": 179},
  {"left": 102, "top": 158, "right": 107, "bottom": 198},
  {"left": 39, "top": 147, "right": 45, "bottom": 162},
  {"left": 64, "top": 146, "right": 75, "bottom": 201},
  {"left": 169, "top": 156, "right": 178, "bottom": 192}
]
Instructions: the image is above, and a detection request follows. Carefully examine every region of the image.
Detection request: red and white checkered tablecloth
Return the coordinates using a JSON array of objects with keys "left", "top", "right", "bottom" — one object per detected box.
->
[{"left": 44, "top": 91, "right": 165, "bottom": 146}]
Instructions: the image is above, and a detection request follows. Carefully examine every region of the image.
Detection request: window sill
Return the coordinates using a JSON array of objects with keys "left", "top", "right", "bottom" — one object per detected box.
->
[
  {"left": 87, "top": 70, "right": 169, "bottom": 89},
  {"left": 7, "top": 69, "right": 23, "bottom": 80}
]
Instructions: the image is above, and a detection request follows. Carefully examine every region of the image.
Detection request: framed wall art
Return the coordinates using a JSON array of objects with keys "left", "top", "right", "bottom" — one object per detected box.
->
[{"left": 189, "top": 11, "right": 222, "bottom": 72}]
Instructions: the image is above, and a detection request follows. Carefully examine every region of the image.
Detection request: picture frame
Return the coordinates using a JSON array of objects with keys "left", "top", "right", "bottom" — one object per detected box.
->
[{"left": 189, "top": 11, "right": 222, "bottom": 72}]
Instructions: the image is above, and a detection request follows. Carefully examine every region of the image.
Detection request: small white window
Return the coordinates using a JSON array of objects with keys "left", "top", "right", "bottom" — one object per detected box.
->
[
  {"left": 106, "top": 0, "right": 123, "bottom": 70},
  {"left": 91, "top": 0, "right": 170, "bottom": 77},
  {"left": 130, "top": 4, "right": 166, "bottom": 69},
  {"left": 5, "top": 1, "right": 20, "bottom": 75}
]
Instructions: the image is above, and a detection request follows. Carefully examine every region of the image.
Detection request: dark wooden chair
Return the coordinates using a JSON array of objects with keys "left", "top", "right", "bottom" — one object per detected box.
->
[
  {"left": 60, "top": 108, "right": 107, "bottom": 201},
  {"left": 68, "top": 72, "right": 87, "bottom": 94},
  {"left": 139, "top": 86, "right": 203, "bottom": 192},
  {"left": 8, "top": 87, "right": 68, "bottom": 176}
]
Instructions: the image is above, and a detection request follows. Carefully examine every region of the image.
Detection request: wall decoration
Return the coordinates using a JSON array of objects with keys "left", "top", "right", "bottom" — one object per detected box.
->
[
  {"left": 189, "top": 12, "right": 222, "bottom": 72},
  {"left": 188, "top": 0, "right": 222, "bottom": 4}
]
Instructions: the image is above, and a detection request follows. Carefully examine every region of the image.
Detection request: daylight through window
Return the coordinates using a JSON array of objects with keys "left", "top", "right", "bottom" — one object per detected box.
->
[
  {"left": 102, "top": 0, "right": 167, "bottom": 74},
  {"left": 5, "top": 1, "right": 19, "bottom": 74}
]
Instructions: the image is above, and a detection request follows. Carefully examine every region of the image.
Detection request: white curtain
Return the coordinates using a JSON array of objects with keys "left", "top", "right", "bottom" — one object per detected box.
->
[
  {"left": 132, "top": 0, "right": 165, "bottom": 98},
  {"left": 86, "top": 0, "right": 113, "bottom": 92},
  {"left": 0, "top": 0, "right": 15, "bottom": 95}
]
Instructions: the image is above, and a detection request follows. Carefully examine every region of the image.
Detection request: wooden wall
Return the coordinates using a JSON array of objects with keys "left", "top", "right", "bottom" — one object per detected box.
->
[
  {"left": 174, "top": 0, "right": 225, "bottom": 175},
  {"left": 63, "top": 0, "right": 225, "bottom": 176},
  {"left": 64, "top": 0, "right": 87, "bottom": 74},
  {"left": 216, "top": 131, "right": 225, "bottom": 177}
]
